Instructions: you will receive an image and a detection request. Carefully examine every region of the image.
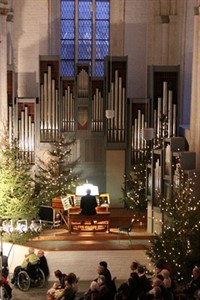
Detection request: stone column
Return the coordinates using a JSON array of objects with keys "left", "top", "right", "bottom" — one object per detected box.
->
[
  {"left": 0, "top": 1, "right": 9, "bottom": 133},
  {"left": 189, "top": 6, "right": 200, "bottom": 168}
]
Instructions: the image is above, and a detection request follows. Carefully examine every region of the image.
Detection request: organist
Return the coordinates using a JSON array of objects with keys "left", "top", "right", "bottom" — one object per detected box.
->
[
  {"left": 80, "top": 189, "right": 98, "bottom": 215},
  {"left": 52, "top": 183, "right": 111, "bottom": 233}
]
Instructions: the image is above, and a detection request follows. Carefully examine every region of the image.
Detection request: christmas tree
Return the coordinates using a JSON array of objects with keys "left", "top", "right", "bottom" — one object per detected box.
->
[
  {"left": 0, "top": 133, "right": 40, "bottom": 220},
  {"left": 147, "top": 161, "right": 200, "bottom": 283},
  {"left": 35, "top": 135, "right": 79, "bottom": 205},
  {"left": 122, "top": 161, "right": 147, "bottom": 214},
  {"left": 0, "top": 132, "right": 42, "bottom": 243}
]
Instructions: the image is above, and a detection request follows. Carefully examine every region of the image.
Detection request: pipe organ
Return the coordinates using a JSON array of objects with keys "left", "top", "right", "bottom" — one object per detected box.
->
[
  {"left": 106, "top": 57, "right": 127, "bottom": 143},
  {"left": 77, "top": 68, "right": 89, "bottom": 98},
  {"left": 91, "top": 87, "right": 104, "bottom": 132},
  {"left": 16, "top": 99, "right": 36, "bottom": 163},
  {"left": 130, "top": 98, "right": 150, "bottom": 164},
  {"left": 61, "top": 82, "right": 75, "bottom": 132},
  {"left": 40, "top": 65, "right": 59, "bottom": 142},
  {"left": 39, "top": 57, "right": 60, "bottom": 142},
  {"left": 154, "top": 81, "right": 177, "bottom": 140}
]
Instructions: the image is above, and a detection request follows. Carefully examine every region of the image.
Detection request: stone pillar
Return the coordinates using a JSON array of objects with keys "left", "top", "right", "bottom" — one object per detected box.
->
[
  {"left": 189, "top": 6, "right": 200, "bottom": 168},
  {"left": 0, "top": 1, "right": 9, "bottom": 132},
  {"left": 150, "top": 0, "right": 179, "bottom": 65}
]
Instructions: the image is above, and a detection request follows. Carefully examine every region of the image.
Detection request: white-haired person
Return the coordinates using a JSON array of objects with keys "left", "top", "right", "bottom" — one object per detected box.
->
[{"left": 11, "top": 247, "right": 39, "bottom": 285}]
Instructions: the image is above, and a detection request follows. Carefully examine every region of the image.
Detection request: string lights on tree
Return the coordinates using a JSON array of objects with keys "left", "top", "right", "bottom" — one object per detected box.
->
[
  {"left": 147, "top": 157, "right": 200, "bottom": 283},
  {"left": 0, "top": 132, "right": 41, "bottom": 243},
  {"left": 35, "top": 135, "right": 79, "bottom": 206}
]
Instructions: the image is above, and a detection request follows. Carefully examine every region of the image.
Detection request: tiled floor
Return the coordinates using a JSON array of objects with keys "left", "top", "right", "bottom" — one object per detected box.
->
[{"left": 6, "top": 210, "right": 153, "bottom": 295}]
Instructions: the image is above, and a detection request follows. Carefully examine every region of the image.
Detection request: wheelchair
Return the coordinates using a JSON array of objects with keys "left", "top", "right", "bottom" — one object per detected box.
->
[{"left": 17, "top": 263, "right": 45, "bottom": 291}]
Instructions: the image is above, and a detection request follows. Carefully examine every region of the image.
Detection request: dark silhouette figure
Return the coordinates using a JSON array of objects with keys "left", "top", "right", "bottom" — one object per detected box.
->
[{"left": 80, "top": 189, "right": 98, "bottom": 215}]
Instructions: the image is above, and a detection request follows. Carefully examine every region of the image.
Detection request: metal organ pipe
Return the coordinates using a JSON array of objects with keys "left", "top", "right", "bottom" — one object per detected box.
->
[{"left": 92, "top": 88, "right": 103, "bottom": 132}]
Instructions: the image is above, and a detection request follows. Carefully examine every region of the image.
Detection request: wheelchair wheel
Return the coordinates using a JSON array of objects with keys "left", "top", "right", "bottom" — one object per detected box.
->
[
  {"left": 35, "top": 268, "right": 45, "bottom": 288},
  {"left": 17, "top": 270, "right": 31, "bottom": 291}
]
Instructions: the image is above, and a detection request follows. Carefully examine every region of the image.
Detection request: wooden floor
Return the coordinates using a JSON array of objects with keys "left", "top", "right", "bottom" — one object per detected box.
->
[{"left": 26, "top": 208, "right": 153, "bottom": 251}]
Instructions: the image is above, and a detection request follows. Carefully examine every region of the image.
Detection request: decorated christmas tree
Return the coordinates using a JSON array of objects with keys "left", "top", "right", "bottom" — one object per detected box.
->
[
  {"left": 0, "top": 133, "right": 40, "bottom": 220},
  {"left": 147, "top": 161, "right": 200, "bottom": 283},
  {"left": 122, "top": 161, "right": 147, "bottom": 214},
  {"left": 0, "top": 132, "right": 42, "bottom": 243},
  {"left": 35, "top": 135, "right": 79, "bottom": 205}
]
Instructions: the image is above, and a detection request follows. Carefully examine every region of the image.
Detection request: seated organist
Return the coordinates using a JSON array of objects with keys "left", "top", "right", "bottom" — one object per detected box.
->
[
  {"left": 80, "top": 188, "right": 98, "bottom": 215},
  {"left": 52, "top": 185, "right": 110, "bottom": 233}
]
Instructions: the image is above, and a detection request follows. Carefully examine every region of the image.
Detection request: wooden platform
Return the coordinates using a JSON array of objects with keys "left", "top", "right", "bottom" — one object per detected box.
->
[{"left": 26, "top": 209, "right": 152, "bottom": 251}]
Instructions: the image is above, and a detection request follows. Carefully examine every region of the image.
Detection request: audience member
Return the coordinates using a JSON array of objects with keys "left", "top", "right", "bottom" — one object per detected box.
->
[
  {"left": 147, "top": 286, "right": 163, "bottom": 300},
  {"left": 99, "top": 261, "right": 112, "bottom": 283},
  {"left": 99, "top": 261, "right": 116, "bottom": 299},
  {"left": 137, "top": 264, "right": 152, "bottom": 300},
  {"left": 160, "top": 269, "right": 172, "bottom": 290},
  {"left": 37, "top": 249, "right": 50, "bottom": 280},
  {"left": 47, "top": 282, "right": 59, "bottom": 300},
  {"left": 56, "top": 272, "right": 78, "bottom": 300},
  {"left": 54, "top": 269, "right": 67, "bottom": 289},
  {"left": 82, "top": 274, "right": 110, "bottom": 300},
  {"left": 183, "top": 266, "right": 200, "bottom": 300},
  {"left": 117, "top": 261, "right": 139, "bottom": 300},
  {"left": 155, "top": 259, "right": 172, "bottom": 276},
  {"left": 130, "top": 261, "right": 139, "bottom": 277},
  {"left": 11, "top": 247, "right": 39, "bottom": 285}
]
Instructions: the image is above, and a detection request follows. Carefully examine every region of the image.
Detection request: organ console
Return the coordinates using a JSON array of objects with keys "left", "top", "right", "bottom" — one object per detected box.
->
[{"left": 52, "top": 193, "right": 111, "bottom": 233}]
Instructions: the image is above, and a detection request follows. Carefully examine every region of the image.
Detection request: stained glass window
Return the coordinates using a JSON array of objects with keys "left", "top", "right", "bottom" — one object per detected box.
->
[{"left": 60, "top": 0, "right": 110, "bottom": 77}]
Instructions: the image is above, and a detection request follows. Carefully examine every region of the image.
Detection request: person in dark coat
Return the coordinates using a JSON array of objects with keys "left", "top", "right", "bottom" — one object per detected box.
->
[
  {"left": 99, "top": 261, "right": 116, "bottom": 299},
  {"left": 184, "top": 266, "right": 200, "bottom": 300},
  {"left": 37, "top": 249, "right": 49, "bottom": 280},
  {"left": 137, "top": 265, "right": 152, "bottom": 300},
  {"left": 80, "top": 189, "right": 98, "bottom": 215}
]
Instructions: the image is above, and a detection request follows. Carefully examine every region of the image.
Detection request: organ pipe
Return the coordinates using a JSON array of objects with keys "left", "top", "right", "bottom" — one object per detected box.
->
[
  {"left": 18, "top": 105, "right": 35, "bottom": 163},
  {"left": 62, "top": 85, "right": 74, "bottom": 132},
  {"left": 40, "top": 65, "right": 62, "bottom": 140},
  {"left": 91, "top": 88, "right": 103, "bottom": 132},
  {"left": 106, "top": 69, "right": 126, "bottom": 142}
]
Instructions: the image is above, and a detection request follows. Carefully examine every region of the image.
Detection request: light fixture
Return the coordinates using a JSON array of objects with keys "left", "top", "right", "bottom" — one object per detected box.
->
[
  {"left": 142, "top": 128, "right": 155, "bottom": 141},
  {"left": 105, "top": 109, "right": 115, "bottom": 119},
  {"left": 75, "top": 183, "right": 99, "bottom": 196}
]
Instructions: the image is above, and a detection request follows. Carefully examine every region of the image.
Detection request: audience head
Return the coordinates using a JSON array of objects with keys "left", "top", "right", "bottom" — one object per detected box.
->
[
  {"left": 28, "top": 247, "right": 35, "bottom": 254},
  {"left": 155, "top": 258, "right": 172, "bottom": 274},
  {"left": 54, "top": 269, "right": 63, "bottom": 278},
  {"left": 160, "top": 269, "right": 172, "bottom": 288},
  {"left": 160, "top": 269, "right": 170, "bottom": 279},
  {"left": 37, "top": 249, "right": 44, "bottom": 257},
  {"left": 137, "top": 265, "right": 145, "bottom": 275},
  {"left": 156, "top": 274, "right": 164, "bottom": 282},
  {"left": 65, "top": 272, "right": 77, "bottom": 284},
  {"left": 90, "top": 280, "right": 99, "bottom": 291},
  {"left": 152, "top": 277, "right": 163, "bottom": 287},
  {"left": 99, "top": 261, "right": 108, "bottom": 269},
  {"left": 192, "top": 266, "right": 200, "bottom": 277},
  {"left": 153, "top": 286, "right": 162, "bottom": 297},
  {"left": 97, "top": 264, "right": 105, "bottom": 274},
  {"left": 130, "top": 261, "right": 139, "bottom": 271},
  {"left": 97, "top": 275, "right": 106, "bottom": 286}
]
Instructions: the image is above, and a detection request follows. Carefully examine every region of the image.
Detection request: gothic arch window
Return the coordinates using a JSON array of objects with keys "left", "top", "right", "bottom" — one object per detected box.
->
[{"left": 60, "top": 0, "right": 110, "bottom": 77}]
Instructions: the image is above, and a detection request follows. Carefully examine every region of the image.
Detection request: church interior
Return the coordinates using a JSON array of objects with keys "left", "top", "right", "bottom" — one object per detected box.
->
[{"left": 1, "top": 0, "right": 200, "bottom": 286}]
